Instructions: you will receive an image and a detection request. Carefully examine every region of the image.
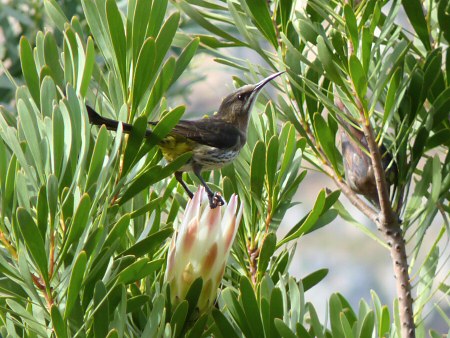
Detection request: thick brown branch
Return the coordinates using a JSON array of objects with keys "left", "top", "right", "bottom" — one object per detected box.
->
[
  {"left": 354, "top": 99, "right": 396, "bottom": 225},
  {"left": 353, "top": 98, "right": 415, "bottom": 338},
  {"left": 385, "top": 227, "right": 415, "bottom": 337}
]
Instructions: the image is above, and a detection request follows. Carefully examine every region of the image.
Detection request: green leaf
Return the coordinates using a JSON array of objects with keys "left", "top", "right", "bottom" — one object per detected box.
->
[
  {"left": 437, "top": 0, "right": 450, "bottom": 42},
  {"left": 240, "top": 276, "right": 264, "bottom": 338},
  {"left": 44, "top": 33, "right": 64, "bottom": 86},
  {"left": 17, "top": 208, "right": 49, "bottom": 283},
  {"left": 379, "top": 306, "right": 391, "bottom": 337},
  {"left": 131, "top": 37, "right": 156, "bottom": 114},
  {"left": 40, "top": 77, "right": 57, "bottom": 120},
  {"left": 222, "top": 288, "right": 253, "bottom": 337},
  {"left": 82, "top": 0, "right": 112, "bottom": 66},
  {"left": 266, "top": 136, "right": 278, "bottom": 194},
  {"left": 257, "top": 233, "right": 276, "bottom": 278},
  {"left": 154, "top": 12, "right": 180, "bottom": 71},
  {"left": 47, "top": 174, "right": 58, "bottom": 229},
  {"left": 52, "top": 107, "right": 65, "bottom": 178},
  {"left": 86, "top": 125, "right": 109, "bottom": 193},
  {"left": 17, "top": 99, "right": 44, "bottom": 182},
  {"left": 170, "top": 300, "right": 189, "bottom": 338},
  {"left": 172, "top": 38, "right": 200, "bottom": 84},
  {"left": 329, "top": 294, "right": 344, "bottom": 337},
  {"left": 361, "top": 27, "right": 372, "bottom": 74},
  {"left": 51, "top": 305, "right": 67, "bottom": 338},
  {"left": 270, "top": 288, "right": 284, "bottom": 338},
  {"left": 186, "top": 313, "right": 209, "bottom": 338},
  {"left": 131, "top": 0, "right": 151, "bottom": 68},
  {"left": 317, "top": 36, "right": 344, "bottom": 87},
  {"left": 278, "top": 189, "right": 326, "bottom": 247},
  {"left": 63, "top": 194, "right": 91, "bottom": 253},
  {"left": 314, "top": 113, "right": 340, "bottom": 173},
  {"left": 79, "top": 37, "right": 95, "bottom": 97},
  {"left": 358, "top": 311, "right": 375, "bottom": 338},
  {"left": 119, "top": 152, "right": 191, "bottom": 204},
  {"left": 401, "top": 0, "right": 431, "bottom": 50},
  {"left": 118, "top": 228, "right": 173, "bottom": 258},
  {"left": 126, "top": 295, "right": 150, "bottom": 313},
  {"left": 384, "top": 67, "right": 401, "bottom": 124},
  {"left": 344, "top": 5, "right": 358, "bottom": 51},
  {"left": 274, "top": 318, "right": 296, "bottom": 338},
  {"left": 185, "top": 278, "right": 203, "bottom": 321},
  {"left": 116, "top": 258, "right": 164, "bottom": 284},
  {"left": 106, "top": 0, "right": 127, "bottom": 91},
  {"left": 121, "top": 115, "right": 149, "bottom": 176},
  {"left": 348, "top": 55, "right": 367, "bottom": 99},
  {"left": 144, "top": 57, "right": 176, "bottom": 115},
  {"left": 20, "top": 37, "right": 40, "bottom": 107},
  {"left": 37, "top": 185, "right": 48, "bottom": 239},
  {"left": 106, "top": 330, "right": 119, "bottom": 338},
  {"left": 177, "top": 2, "right": 243, "bottom": 46},
  {"left": 147, "top": 0, "right": 169, "bottom": 38},
  {"left": 145, "top": 105, "right": 186, "bottom": 148},
  {"left": 94, "top": 281, "right": 109, "bottom": 338},
  {"left": 250, "top": 141, "right": 266, "bottom": 202},
  {"left": 308, "top": 303, "right": 325, "bottom": 338},
  {"left": 245, "top": 0, "right": 278, "bottom": 47},
  {"left": 104, "top": 214, "right": 131, "bottom": 248},
  {"left": 340, "top": 312, "right": 354, "bottom": 338},
  {"left": 44, "top": 0, "right": 68, "bottom": 31},
  {"left": 302, "top": 268, "right": 328, "bottom": 292},
  {"left": 212, "top": 308, "right": 240, "bottom": 338},
  {"left": 296, "top": 324, "right": 312, "bottom": 338},
  {"left": 65, "top": 251, "right": 87, "bottom": 320}
]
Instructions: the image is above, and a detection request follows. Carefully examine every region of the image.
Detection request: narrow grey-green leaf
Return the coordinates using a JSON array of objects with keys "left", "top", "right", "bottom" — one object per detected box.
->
[
  {"left": 348, "top": 55, "right": 367, "bottom": 99},
  {"left": 17, "top": 208, "right": 49, "bottom": 283},
  {"left": 65, "top": 251, "right": 87, "bottom": 319},
  {"left": 106, "top": 0, "right": 127, "bottom": 91},
  {"left": 401, "top": 0, "right": 431, "bottom": 50},
  {"left": 51, "top": 305, "right": 67, "bottom": 338},
  {"left": 240, "top": 276, "right": 264, "bottom": 338},
  {"left": 79, "top": 37, "right": 95, "bottom": 97},
  {"left": 344, "top": 5, "right": 358, "bottom": 50},
  {"left": 278, "top": 190, "right": 326, "bottom": 247},
  {"left": 245, "top": 0, "right": 278, "bottom": 47},
  {"left": 118, "top": 228, "right": 173, "bottom": 258},
  {"left": 314, "top": 113, "right": 340, "bottom": 173},
  {"left": 64, "top": 194, "right": 91, "bottom": 252},
  {"left": 250, "top": 141, "right": 266, "bottom": 201},
  {"left": 132, "top": 38, "right": 156, "bottom": 116},
  {"left": 154, "top": 12, "right": 180, "bottom": 71},
  {"left": 44, "top": 0, "right": 68, "bottom": 31},
  {"left": 85, "top": 125, "right": 109, "bottom": 193},
  {"left": 172, "top": 38, "right": 200, "bottom": 84}
]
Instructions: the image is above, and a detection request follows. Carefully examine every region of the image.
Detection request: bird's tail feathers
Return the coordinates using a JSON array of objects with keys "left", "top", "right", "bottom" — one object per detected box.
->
[{"left": 86, "top": 105, "right": 133, "bottom": 133}]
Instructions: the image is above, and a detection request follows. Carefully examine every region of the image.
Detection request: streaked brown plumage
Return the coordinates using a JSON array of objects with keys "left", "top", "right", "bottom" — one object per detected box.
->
[{"left": 336, "top": 101, "right": 397, "bottom": 207}]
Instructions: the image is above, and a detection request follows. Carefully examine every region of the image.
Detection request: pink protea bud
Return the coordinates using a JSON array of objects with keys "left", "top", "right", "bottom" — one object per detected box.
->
[{"left": 165, "top": 187, "right": 243, "bottom": 313}]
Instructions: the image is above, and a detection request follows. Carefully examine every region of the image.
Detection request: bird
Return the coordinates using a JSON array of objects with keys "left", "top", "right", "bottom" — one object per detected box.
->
[
  {"left": 86, "top": 71, "right": 284, "bottom": 208},
  {"left": 336, "top": 99, "right": 397, "bottom": 207}
]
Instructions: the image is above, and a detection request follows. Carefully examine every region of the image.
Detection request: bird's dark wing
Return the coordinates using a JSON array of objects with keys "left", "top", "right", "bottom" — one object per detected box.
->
[{"left": 150, "top": 119, "right": 244, "bottom": 149}]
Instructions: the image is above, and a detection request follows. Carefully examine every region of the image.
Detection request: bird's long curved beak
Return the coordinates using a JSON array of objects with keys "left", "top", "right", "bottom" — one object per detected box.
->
[{"left": 253, "top": 71, "right": 285, "bottom": 92}]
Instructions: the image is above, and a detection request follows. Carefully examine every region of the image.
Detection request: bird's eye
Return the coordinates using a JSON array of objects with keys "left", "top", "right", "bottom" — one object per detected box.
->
[{"left": 237, "top": 94, "right": 244, "bottom": 100}]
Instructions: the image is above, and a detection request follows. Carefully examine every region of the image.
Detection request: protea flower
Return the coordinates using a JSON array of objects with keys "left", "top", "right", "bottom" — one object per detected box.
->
[{"left": 165, "top": 186, "right": 243, "bottom": 313}]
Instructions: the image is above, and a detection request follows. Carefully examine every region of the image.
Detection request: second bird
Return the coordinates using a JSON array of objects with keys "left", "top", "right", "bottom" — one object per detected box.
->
[{"left": 87, "top": 71, "right": 284, "bottom": 208}]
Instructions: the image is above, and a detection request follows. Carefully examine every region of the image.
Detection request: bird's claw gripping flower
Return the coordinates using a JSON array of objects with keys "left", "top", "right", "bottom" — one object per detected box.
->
[{"left": 165, "top": 187, "right": 243, "bottom": 313}]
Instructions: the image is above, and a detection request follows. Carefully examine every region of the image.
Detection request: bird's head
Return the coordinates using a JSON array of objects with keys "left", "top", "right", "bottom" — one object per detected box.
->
[{"left": 216, "top": 71, "right": 284, "bottom": 130}]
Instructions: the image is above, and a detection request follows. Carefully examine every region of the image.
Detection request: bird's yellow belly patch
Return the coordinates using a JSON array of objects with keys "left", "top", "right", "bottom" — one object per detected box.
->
[{"left": 158, "top": 135, "right": 195, "bottom": 162}]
